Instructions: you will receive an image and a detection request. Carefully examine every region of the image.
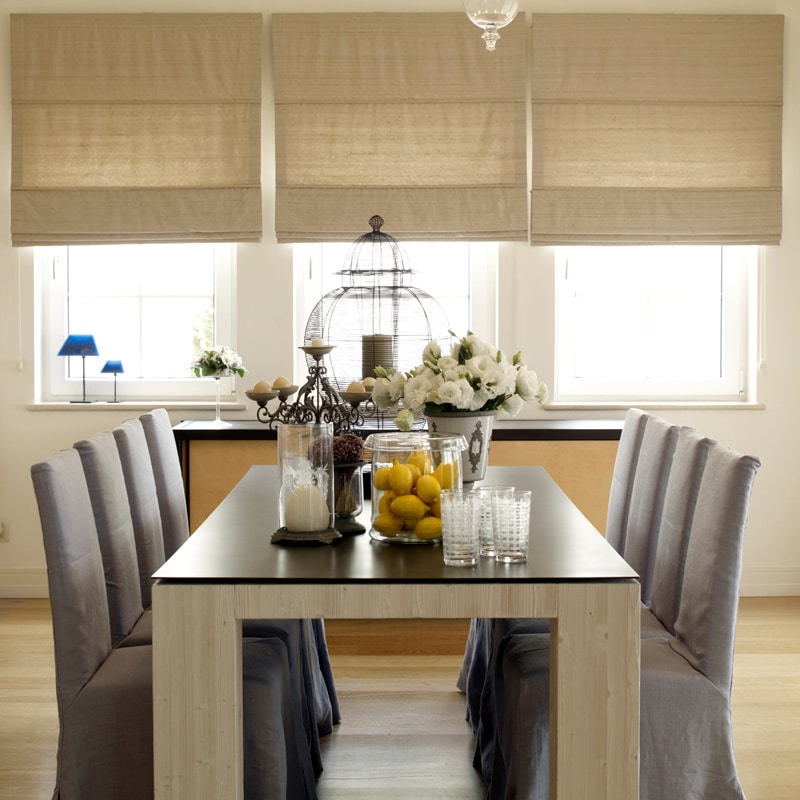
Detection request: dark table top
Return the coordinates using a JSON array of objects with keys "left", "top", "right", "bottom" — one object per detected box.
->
[{"left": 155, "top": 466, "right": 637, "bottom": 585}]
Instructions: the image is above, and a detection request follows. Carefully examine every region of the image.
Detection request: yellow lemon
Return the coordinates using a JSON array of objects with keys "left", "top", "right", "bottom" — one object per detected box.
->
[
  {"left": 388, "top": 460, "right": 414, "bottom": 495},
  {"left": 373, "top": 511, "right": 403, "bottom": 536},
  {"left": 390, "top": 494, "right": 430, "bottom": 521},
  {"left": 407, "top": 462, "right": 422, "bottom": 485},
  {"left": 377, "top": 489, "right": 397, "bottom": 514},
  {"left": 429, "top": 499, "right": 442, "bottom": 518},
  {"left": 415, "top": 473, "right": 441, "bottom": 504},
  {"left": 433, "top": 461, "right": 459, "bottom": 490},
  {"left": 407, "top": 450, "right": 432, "bottom": 475},
  {"left": 373, "top": 465, "right": 392, "bottom": 491},
  {"left": 414, "top": 515, "right": 442, "bottom": 540}
]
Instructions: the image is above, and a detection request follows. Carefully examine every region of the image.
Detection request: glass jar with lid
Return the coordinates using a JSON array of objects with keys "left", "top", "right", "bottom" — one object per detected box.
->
[{"left": 363, "top": 431, "right": 467, "bottom": 544}]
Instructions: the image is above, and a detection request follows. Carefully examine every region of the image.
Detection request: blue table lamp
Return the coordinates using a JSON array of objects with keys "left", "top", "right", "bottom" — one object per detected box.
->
[
  {"left": 57, "top": 334, "right": 98, "bottom": 403},
  {"left": 101, "top": 360, "right": 124, "bottom": 403}
]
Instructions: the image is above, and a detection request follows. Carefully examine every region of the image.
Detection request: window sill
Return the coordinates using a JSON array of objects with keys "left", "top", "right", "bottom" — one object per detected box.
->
[
  {"left": 544, "top": 401, "right": 765, "bottom": 412},
  {"left": 27, "top": 401, "right": 247, "bottom": 412}
]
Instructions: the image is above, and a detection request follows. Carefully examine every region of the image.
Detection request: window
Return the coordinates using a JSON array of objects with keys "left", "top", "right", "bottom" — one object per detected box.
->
[
  {"left": 38, "top": 243, "right": 235, "bottom": 402},
  {"left": 555, "top": 246, "right": 757, "bottom": 403},
  {"left": 292, "top": 242, "right": 497, "bottom": 382}
]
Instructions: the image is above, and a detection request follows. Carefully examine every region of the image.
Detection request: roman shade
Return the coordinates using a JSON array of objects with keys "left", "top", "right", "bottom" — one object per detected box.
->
[
  {"left": 10, "top": 13, "right": 262, "bottom": 246},
  {"left": 272, "top": 13, "right": 527, "bottom": 243},
  {"left": 529, "top": 14, "right": 784, "bottom": 245}
]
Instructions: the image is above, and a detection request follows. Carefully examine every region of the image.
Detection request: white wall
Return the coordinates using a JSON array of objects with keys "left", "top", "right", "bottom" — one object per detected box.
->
[{"left": 1, "top": 0, "right": 797, "bottom": 596}]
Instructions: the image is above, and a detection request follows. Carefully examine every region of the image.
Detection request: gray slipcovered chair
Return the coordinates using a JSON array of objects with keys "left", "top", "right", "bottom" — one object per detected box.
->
[
  {"left": 490, "top": 441, "right": 760, "bottom": 800},
  {"left": 112, "top": 418, "right": 165, "bottom": 608},
  {"left": 31, "top": 447, "right": 317, "bottom": 800},
  {"left": 74, "top": 431, "right": 152, "bottom": 648},
  {"left": 138, "top": 408, "right": 190, "bottom": 559},
  {"left": 617, "top": 412, "right": 680, "bottom": 606},
  {"left": 461, "top": 408, "right": 659, "bottom": 781},
  {"left": 138, "top": 409, "right": 340, "bottom": 775}
]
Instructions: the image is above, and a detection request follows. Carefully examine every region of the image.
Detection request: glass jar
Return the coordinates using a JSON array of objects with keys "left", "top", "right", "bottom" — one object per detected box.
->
[
  {"left": 275, "top": 422, "right": 338, "bottom": 543},
  {"left": 363, "top": 431, "right": 467, "bottom": 544}
]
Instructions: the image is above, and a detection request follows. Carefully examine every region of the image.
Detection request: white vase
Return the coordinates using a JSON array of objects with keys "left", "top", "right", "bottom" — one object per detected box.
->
[{"left": 425, "top": 410, "right": 496, "bottom": 484}]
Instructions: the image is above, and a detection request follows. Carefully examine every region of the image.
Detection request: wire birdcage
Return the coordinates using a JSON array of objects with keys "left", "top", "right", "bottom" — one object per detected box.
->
[{"left": 303, "top": 216, "right": 451, "bottom": 391}]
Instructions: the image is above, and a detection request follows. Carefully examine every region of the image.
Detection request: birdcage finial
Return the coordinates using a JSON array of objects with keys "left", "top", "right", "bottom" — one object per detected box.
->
[{"left": 369, "top": 215, "right": 384, "bottom": 232}]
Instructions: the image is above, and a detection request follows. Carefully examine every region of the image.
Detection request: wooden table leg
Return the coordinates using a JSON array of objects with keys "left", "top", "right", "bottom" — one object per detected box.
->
[
  {"left": 153, "top": 582, "right": 243, "bottom": 800},
  {"left": 550, "top": 581, "right": 640, "bottom": 800}
]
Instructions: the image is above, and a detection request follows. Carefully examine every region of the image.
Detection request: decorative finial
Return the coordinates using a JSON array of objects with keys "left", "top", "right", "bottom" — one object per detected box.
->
[{"left": 369, "top": 215, "right": 384, "bottom": 232}]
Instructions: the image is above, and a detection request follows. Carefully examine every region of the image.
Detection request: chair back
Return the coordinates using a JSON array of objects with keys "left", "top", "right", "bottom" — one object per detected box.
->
[
  {"left": 74, "top": 431, "right": 144, "bottom": 645},
  {"left": 113, "top": 418, "right": 166, "bottom": 607},
  {"left": 31, "top": 449, "right": 112, "bottom": 709},
  {"left": 621, "top": 414, "right": 680, "bottom": 603},
  {"left": 672, "top": 444, "right": 760, "bottom": 693},
  {"left": 605, "top": 408, "right": 649, "bottom": 550},
  {"left": 648, "top": 427, "right": 715, "bottom": 634},
  {"left": 140, "top": 408, "right": 190, "bottom": 557}
]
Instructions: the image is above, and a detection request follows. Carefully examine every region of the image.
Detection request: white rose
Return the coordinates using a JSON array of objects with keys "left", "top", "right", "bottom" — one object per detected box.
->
[
  {"left": 498, "top": 393, "right": 525, "bottom": 418},
  {"left": 516, "top": 368, "right": 542, "bottom": 402},
  {"left": 432, "top": 378, "right": 474, "bottom": 410},
  {"left": 404, "top": 370, "right": 441, "bottom": 412}
]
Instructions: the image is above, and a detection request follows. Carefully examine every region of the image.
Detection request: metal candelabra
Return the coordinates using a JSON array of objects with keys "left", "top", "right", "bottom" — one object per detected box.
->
[{"left": 252, "top": 346, "right": 372, "bottom": 436}]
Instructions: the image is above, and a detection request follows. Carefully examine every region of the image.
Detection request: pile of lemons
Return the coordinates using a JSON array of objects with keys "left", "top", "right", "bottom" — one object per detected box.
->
[{"left": 371, "top": 449, "right": 459, "bottom": 540}]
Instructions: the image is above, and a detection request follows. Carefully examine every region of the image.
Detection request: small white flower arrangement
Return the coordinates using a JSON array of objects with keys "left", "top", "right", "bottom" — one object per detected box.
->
[
  {"left": 191, "top": 345, "right": 247, "bottom": 378},
  {"left": 373, "top": 331, "right": 547, "bottom": 431}
]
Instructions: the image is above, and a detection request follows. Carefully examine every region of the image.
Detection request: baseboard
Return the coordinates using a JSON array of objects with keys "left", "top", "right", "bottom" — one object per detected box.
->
[
  {"left": 739, "top": 567, "right": 800, "bottom": 597},
  {"left": 0, "top": 568, "right": 49, "bottom": 598}
]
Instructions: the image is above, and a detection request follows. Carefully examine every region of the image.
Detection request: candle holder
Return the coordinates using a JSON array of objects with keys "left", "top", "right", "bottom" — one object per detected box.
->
[
  {"left": 272, "top": 422, "right": 341, "bottom": 545},
  {"left": 250, "top": 345, "right": 372, "bottom": 436}
]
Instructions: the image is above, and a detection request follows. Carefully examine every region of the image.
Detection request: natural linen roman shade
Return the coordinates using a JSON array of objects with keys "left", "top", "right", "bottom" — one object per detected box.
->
[
  {"left": 10, "top": 13, "right": 262, "bottom": 246},
  {"left": 529, "top": 14, "right": 784, "bottom": 245},
  {"left": 272, "top": 13, "right": 527, "bottom": 243}
]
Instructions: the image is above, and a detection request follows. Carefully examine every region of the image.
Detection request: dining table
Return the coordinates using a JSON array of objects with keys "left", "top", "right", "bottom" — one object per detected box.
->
[{"left": 152, "top": 464, "right": 640, "bottom": 800}]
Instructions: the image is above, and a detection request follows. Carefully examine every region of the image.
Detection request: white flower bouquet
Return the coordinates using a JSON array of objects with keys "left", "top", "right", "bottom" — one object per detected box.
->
[
  {"left": 191, "top": 345, "right": 247, "bottom": 378},
  {"left": 372, "top": 331, "right": 547, "bottom": 431}
]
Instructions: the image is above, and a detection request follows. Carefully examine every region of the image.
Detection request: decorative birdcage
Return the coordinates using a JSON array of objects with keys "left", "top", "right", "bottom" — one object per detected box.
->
[{"left": 303, "top": 216, "right": 451, "bottom": 392}]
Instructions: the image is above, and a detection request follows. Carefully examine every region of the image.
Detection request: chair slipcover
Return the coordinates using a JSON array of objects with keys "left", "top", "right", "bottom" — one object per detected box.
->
[
  {"left": 619, "top": 413, "right": 680, "bottom": 604},
  {"left": 74, "top": 431, "right": 150, "bottom": 647},
  {"left": 489, "top": 441, "right": 760, "bottom": 800},
  {"left": 32, "top": 448, "right": 317, "bottom": 799},
  {"left": 459, "top": 408, "right": 653, "bottom": 782},
  {"left": 139, "top": 408, "right": 190, "bottom": 559},
  {"left": 605, "top": 407, "right": 649, "bottom": 552},
  {"left": 139, "top": 409, "right": 340, "bottom": 774},
  {"left": 646, "top": 427, "right": 716, "bottom": 636},
  {"left": 112, "top": 418, "right": 165, "bottom": 608}
]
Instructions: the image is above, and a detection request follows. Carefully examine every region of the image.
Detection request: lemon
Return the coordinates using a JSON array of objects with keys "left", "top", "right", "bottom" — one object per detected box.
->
[
  {"left": 377, "top": 489, "right": 397, "bottom": 514},
  {"left": 433, "top": 460, "right": 459, "bottom": 490},
  {"left": 388, "top": 460, "right": 414, "bottom": 495},
  {"left": 373, "top": 465, "right": 392, "bottom": 491},
  {"left": 415, "top": 473, "right": 441, "bottom": 504},
  {"left": 390, "top": 494, "right": 430, "bottom": 521},
  {"left": 429, "top": 499, "right": 442, "bottom": 518},
  {"left": 373, "top": 511, "right": 403, "bottom": 536},
  {"left": 414, "top": 515, "right": 442, "bottom": 539},
  {"left": 406, "top": 462, "right": 422, "bottom": 485},
  {"left": 408, "top": 450, "right": 432, "bottom": 475}
]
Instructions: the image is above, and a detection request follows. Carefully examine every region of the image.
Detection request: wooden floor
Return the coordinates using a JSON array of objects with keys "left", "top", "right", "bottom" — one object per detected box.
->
[{"left": 1, "top": 596, "right": 798, "bottom": 799}]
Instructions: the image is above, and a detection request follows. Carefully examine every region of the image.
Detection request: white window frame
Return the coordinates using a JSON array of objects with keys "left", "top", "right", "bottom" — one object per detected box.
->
[
  {"left": 36, "top": 244, "right": 236, "bottom": 402},
  {"left": 554, "top": 245, "right": 758, "bottom": 404},
  {"left": 291, "top": 241, "right": 498, "bottom": 384}
]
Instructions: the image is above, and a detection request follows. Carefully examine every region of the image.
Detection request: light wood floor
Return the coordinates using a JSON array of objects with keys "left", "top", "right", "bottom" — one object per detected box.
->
[{"left": 1, "top": 597, "right": 798, "bottom": 799}]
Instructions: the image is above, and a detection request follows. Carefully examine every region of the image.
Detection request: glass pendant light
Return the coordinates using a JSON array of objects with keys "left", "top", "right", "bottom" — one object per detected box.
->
[{"left": 463, "top": 1, "right": 519, "bottom": 51}]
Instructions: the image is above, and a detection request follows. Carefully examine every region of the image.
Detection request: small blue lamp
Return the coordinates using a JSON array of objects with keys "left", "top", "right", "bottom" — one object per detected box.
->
[
  {"left": 101, "top": 360, "right": 124, "bottom": 403},
  {"left": 57, "top": 334, "right": 99, "bottom": 404}
]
